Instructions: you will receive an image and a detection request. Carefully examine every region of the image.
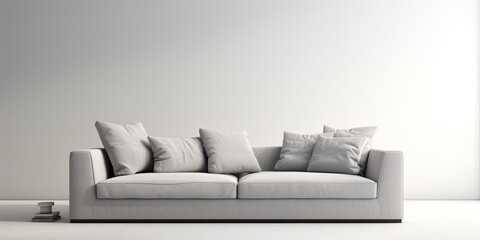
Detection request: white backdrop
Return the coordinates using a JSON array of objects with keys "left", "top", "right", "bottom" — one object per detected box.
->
[{"left": 0, "top": 0, "right": 478, "bottom": 199}]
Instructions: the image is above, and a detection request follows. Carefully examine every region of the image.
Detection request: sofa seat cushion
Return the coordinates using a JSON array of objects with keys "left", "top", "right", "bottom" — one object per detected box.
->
[
  {"left": 238, "top": 171, "right": 377, "bottom": 199},
  {"left": 97, "top": 173, "right": 238, "bottom": 199}
]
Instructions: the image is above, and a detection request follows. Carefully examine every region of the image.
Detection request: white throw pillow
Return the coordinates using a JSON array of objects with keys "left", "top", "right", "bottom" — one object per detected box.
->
[
  {"left": 307, "top": 135, "right": 368, "bottom": 175},
  {"left": 323, "top": 125, "right": 377, "bottom": 175},
  {"left": 95, "top": 121, "right": 153, "bottom": 176},
  {"left": 148, "top": 136, "right": 207, "bottom": 173},
  {"left": 199, "top": 128, "right": 261, "bottom": 173},
  {"left": 274, "top": 131, "right": 334, "bottom": 171}
]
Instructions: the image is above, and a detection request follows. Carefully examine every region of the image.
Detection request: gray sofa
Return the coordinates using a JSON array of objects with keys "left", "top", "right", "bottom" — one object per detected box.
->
[{"left": 69, "top": 147, "right": 403, "bottom": 222}]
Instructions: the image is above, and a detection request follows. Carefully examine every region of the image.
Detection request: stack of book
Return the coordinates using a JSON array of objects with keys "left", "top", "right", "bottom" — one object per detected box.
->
[{"left": 32, "top": 211, "right": 61, "bottom": 222}]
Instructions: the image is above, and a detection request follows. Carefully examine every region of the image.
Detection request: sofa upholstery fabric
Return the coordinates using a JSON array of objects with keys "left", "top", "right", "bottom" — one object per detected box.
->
[
  {"left": 274, "top": 131, "right": 334, "bottom": 171},
  {"left": 199, "top": 128, "right": 261, "bottom": 173},
  {"left": 95, "top": 121, "right": 153, "bottom": 176},
  {"left": 323, "top": 125, "right": 377, "bottom": 176},
  {"left": 307, "top": 135, "right": 367, "bottom": 175},
  {"left": 238, "top": 171, "right": 377, "bottom": 199},
  {"left": 97, "top": 172, "right": 238, "bottom": 199},
  {"left": 69, "top": 147, "right": 404, "bottom": 221},
  {"left": 148, "top": 136, "right": 207, "bottom": 172}
]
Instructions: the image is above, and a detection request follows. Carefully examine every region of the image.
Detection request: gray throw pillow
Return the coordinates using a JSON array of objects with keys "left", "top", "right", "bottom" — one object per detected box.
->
[
  {"left": 307, "top": 135, "right": 368, "bottom": 175},
  {"left": 324, "top": 125, "right": 377, "bottom": 175},
  {"left": 95, "top": 121, "right": 153, "bottom": 176},
  {"left": 148, "top": 136, "right": 207, "bottom": 172},
  {"left": 199, "top": 128, "right": 261, "bottom": 173},
  {"left": 274, "top": 131, "right": 334, "bottom": 171}
]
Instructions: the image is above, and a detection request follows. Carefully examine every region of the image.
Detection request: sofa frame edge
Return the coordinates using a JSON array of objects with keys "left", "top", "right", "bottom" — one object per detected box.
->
[{"left": 70, "top": 219, "right": 402, "bottom": 223}]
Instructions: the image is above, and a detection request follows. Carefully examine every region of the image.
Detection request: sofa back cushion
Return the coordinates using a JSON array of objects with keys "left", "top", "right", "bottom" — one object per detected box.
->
[
  {"left": 274, "top": 131, "right": 334, "bottom": 171},
  {"left": 95, "top": 121, "right": 153, "bottom": 176},
  {"left": 323, "top": 125, "right": 377, "bottom": 175},
  {"left": 307, "top": 135, "right": 368, "bottom": 175},
  {"left": 200, "top": 128, "right": 261, "bottom": 173},
  {"left": 148, "top": 136, "right": 207, "bottom": 172}
]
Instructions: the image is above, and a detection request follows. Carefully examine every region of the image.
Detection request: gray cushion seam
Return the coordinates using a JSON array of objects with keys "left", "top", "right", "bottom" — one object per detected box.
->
[
  {"left": 96, "top": 197, "right": 237, "bottom": 199},
  {"left": 238, "top": 197, "right": 376, "bottom": 199},
  {"left": 238, "top": 183, "right": 376, "bottom": 185},
  {"left": 98, "top": 182, "right": 237, "bottom": 186}
]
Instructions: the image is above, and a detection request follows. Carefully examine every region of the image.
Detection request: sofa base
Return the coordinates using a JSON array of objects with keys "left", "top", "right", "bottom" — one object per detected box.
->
[
  {"left": 69, "top": 199, "right": 403, "bottom": 221},
  {"left": 69, "top": 148, "right": 404, "bottom": 224},
  {"left": 70, "top": 219, "right": 402, "bottom": 223}
]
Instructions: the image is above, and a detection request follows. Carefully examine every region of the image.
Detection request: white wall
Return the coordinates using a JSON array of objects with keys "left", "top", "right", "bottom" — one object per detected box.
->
[{"left": 0, "top": 0, "right": 478, "bottom": 200}]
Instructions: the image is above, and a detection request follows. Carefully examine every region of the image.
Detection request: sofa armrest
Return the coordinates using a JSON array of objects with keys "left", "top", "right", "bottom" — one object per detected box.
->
[
  {"left": 69, "top": 149, "right": 112, "bottom": 219},
  {"left": 365, "top": 149, "right": 404, "bottom": 219}
]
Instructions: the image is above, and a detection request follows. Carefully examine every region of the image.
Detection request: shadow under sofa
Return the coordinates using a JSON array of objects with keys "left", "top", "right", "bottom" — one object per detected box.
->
[{"left": 69, "top": 147, "right": 404, "bottom": 223}]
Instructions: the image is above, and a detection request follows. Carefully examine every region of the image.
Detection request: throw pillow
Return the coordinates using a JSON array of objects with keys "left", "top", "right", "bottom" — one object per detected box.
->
[
  {"left": 307, "top": 135, "right": 368, "bottom": 175},
  {"left": 199, "top": 128, "right": 261, "bottom": 173},
  {"left": 147, "top": 136, "right": 207, "bottom": 172},
  {"left": 274, "top": 131, "right": 334, "bottom": 171},
  {"left": 323, "top": 125, "right": 377, "bottom": 175},
  {"left": 95, "top": 121, "right": 153, "bottom": 176}
]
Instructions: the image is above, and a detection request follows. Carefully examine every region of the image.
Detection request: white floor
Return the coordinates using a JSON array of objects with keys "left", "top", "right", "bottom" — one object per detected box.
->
[{"left": 0, "top": 200, "right": 479, "bottom": 240}]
